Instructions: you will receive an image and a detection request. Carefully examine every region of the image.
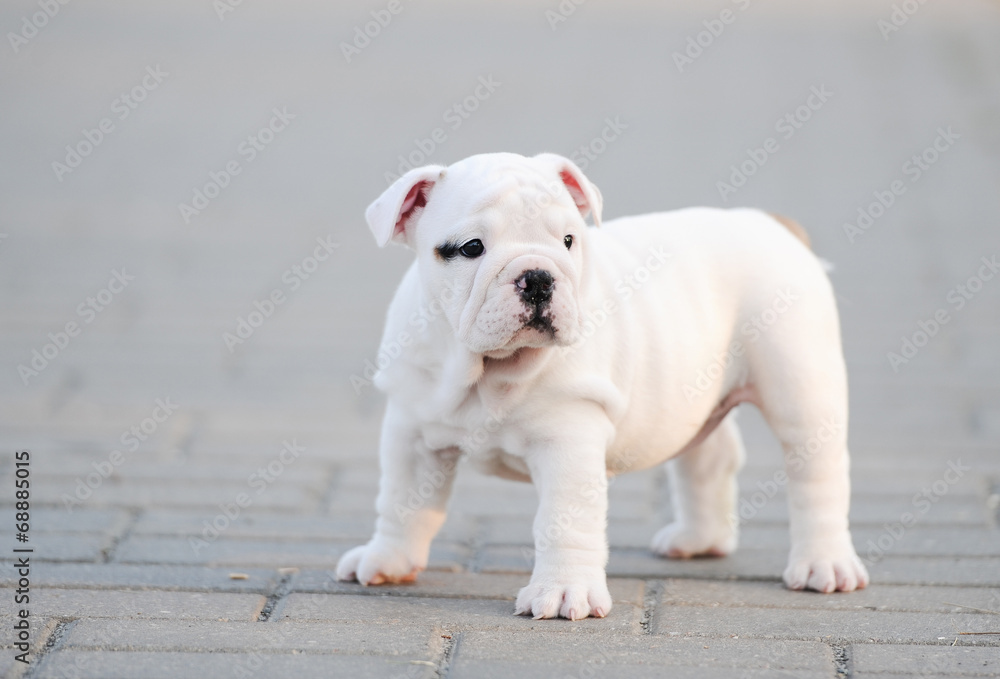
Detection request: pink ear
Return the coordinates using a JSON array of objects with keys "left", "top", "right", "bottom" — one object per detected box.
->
[
  {"left": 365, "top": 165, "right": 446, "bottom": 247},
  {"left": 535, "top": 153, "right": 603, "bottom": 227}
]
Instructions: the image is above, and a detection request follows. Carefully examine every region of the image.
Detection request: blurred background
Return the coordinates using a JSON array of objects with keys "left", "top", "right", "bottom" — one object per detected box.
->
[{"left": 1, "top": 0, "right": 998, "bottom": 567}]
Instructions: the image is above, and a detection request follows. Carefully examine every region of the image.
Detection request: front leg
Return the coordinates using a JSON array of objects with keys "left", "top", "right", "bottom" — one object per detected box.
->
[
  {"left": 336, "top": 407, "right": 458, "bottom": 585},
  {"left": 515, "top": 414, "right": 614, "bottom": 620}
]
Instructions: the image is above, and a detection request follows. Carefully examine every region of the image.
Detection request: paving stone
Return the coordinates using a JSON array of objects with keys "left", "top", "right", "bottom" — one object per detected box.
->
[
  {"left": 82, "top": 462, "right": 331, "bottom": 489},
  {"left": 745, "top": 526, "right": 1000, "bottom": 558},
  {"left": 36, "top": 651, "right": 440, "bottom": 679},
  {"left": 852, "top": 674, "right": 981, "bottom": 679},
  {"left": 473, "top": 545, "right": 535, "bottom": 574},
  {"left": 11, "top": 508, "right": 132, "bottom": 535},
  {"left": 603, "top": 549, "right": 1000, "bottom": 587},
  {"left": 131, "top": 511, "right": 376, "bottom": 539},
  {"left": 851, "top": 644, "right": 1000, "bottom": 676},
  {"left": 0, "top": 563, "right": 280, "bottom": 593},
  {"left": 449, "top": 661, "right": 833, "bottom": 679},
  {"left": 0, "top": 616, "right": 54, "bottom": 649},
  {"left": 855, "top": 525, "right": 1000, "bottom": 558},
  {"left": 112, "top": 536, "right": 469, "bottom": 571},
  {"left": 453, "top": 629, "right": 835, "bottom": 670},
  {"left": 324, "top": 487, "right": 382, "bottom": 515},
  {"left": 292, "top": 571, "right": 645, "bottom": 605},
  {"left": 23, "top": 453, "right": 330, "bottom": 483},
  {"left": 0, "top": 652, "right": 15, "bottom": 678},
  {"left": 62, "top": 619, "right": 438, "bottom": 656},
  {"left": 734, "top": 495, "right": 991, "bottom": 527},
  {"left": 445, "top": 486, "right": 655, "bottom": 520},
  {"left": 740, "top": 467, "right": 987, "bottom": 497},
  {"left": 476, "top": 544, "right": 784, "bottom": 580},
  {"left": 23, "top": 589, "right": 267, "bottom": 621},
  {"left": 278, "top": 594, "right": 643, "bottom": 632},
  {"left": 481, "top": 517, "right": 673, "bottom": 548},
  {"left": 870, "top": 556, "right": 1000, "bottom": 587},
  {"left": 7, "top": 480, "right": 318, "bottom": 512},
  {"left": 131, "top": 509, "right": 476, "bottom": 543},
  {"left": 0, "top": 533, "right": 112, "bottom": 562},
  {"left": 482, "top": 520, "right": 1000, "bottom": 557},
  {"left": 653, "top": 605, "right": 1000, "bottom": 644},
  {"left": 660, "top": 580, "right": 1000, "bottom": 616},
  {"left": 605, "top": 547, "right": 786, "bottom": 581}
]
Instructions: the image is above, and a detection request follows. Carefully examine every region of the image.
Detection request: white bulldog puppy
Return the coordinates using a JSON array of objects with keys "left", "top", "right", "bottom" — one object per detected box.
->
[{"left": 336, "top": 152, "right": 869, "bottom": 620}]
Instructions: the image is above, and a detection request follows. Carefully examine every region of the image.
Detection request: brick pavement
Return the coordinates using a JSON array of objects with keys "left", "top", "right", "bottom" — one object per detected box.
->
[{"left": 1, "top": 0, "right": 999, "bottom": 677}]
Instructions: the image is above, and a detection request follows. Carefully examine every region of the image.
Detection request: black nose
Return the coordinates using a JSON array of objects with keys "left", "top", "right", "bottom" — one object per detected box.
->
[{"left": 516, "top": 269, "right": 554, "bottom": 306}]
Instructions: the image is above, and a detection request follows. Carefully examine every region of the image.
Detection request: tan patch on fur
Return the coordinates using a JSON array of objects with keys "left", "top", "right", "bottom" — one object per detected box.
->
[{"left": 769, "top": 213, "right": 812, "bottom": 250}]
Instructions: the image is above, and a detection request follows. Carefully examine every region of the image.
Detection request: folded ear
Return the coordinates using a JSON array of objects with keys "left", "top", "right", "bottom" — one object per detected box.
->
[
  {"left": 365, "top": 165, "right": 447, "bottom": 247},
  {"left": 533, "top": 153, "right": 603, "bottom": 227}
]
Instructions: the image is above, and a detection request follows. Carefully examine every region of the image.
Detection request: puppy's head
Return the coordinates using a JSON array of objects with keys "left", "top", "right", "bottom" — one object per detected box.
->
[{"left": 366, "top": 152, "right": 602, "bottom": 356}]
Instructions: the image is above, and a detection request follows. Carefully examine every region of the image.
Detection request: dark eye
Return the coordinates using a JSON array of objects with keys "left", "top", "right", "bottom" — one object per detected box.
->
[
  {"left": 459, "top": 239, "right": 484, "bottom": 258},
  {"left": 564, "top": 235, "right": 574, "bottom": 250}
]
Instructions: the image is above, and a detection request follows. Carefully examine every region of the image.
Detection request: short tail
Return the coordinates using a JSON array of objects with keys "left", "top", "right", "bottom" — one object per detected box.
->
[
  {"left": 768, "top": 212, "right": 812, "bottom": 250},
  {"left": 767, "top": 211, "right": 833, "bottom": 271}
]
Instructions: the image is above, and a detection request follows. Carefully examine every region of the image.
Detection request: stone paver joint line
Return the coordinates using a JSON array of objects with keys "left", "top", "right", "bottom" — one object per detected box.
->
[
  {"left": 435, "top": 631, "right": 460, "bottom": 679},
  {"left": 831, "top": 644, "right": 850, "bottom": 678},
  {"left": 257, "top": 571, "right": 296, "bottom": 622},
  {"left": 21, "top": 619, "right": 75, "bottom": 679},
  {"left": 100, "top": 508, "right": 142, "bottom": 563},
  {"left": 640, "top": 580, "right": 663, "bottom": 634}
]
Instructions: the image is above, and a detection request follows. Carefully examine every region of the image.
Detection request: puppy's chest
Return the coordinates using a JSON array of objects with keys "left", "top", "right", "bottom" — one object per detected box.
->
[{"left": 415, "top": 385, "right": 528, "bottom": 460}]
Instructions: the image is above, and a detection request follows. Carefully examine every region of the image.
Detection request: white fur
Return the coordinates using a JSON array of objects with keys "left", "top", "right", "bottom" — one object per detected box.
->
[{"left": 336, "top": 152, "right": 869, "bottom": 620}]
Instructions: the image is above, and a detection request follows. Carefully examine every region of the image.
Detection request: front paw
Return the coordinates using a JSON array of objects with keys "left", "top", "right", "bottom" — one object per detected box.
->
[
  {"left": 335, "top": 538, "right": 424, "bottom": 586},
  {"left": 783, "top": 539, "right": 870, "bottom": 593},
  {"left": 515, "top": 566, "right": 613, "bottom": 620}
]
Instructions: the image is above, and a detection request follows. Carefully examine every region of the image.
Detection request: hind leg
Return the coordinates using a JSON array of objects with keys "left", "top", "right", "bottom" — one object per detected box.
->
[
  {"left": 750, "top": 289, "right": 869, "bottom": 593},
  {"left": 652, "top": 413, "right": 745, "bottom": 558},
  {"left": 760, "top": 394, "right": 869, "bottom": 593},
  {"left": 759, "top": 388, "right": 869, "bottom": 592}
]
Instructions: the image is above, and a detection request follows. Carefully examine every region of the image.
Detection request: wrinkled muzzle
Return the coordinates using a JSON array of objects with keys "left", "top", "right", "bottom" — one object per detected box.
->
[{"left": 458, "top": 254, "right": 580, "bottom": 354}]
